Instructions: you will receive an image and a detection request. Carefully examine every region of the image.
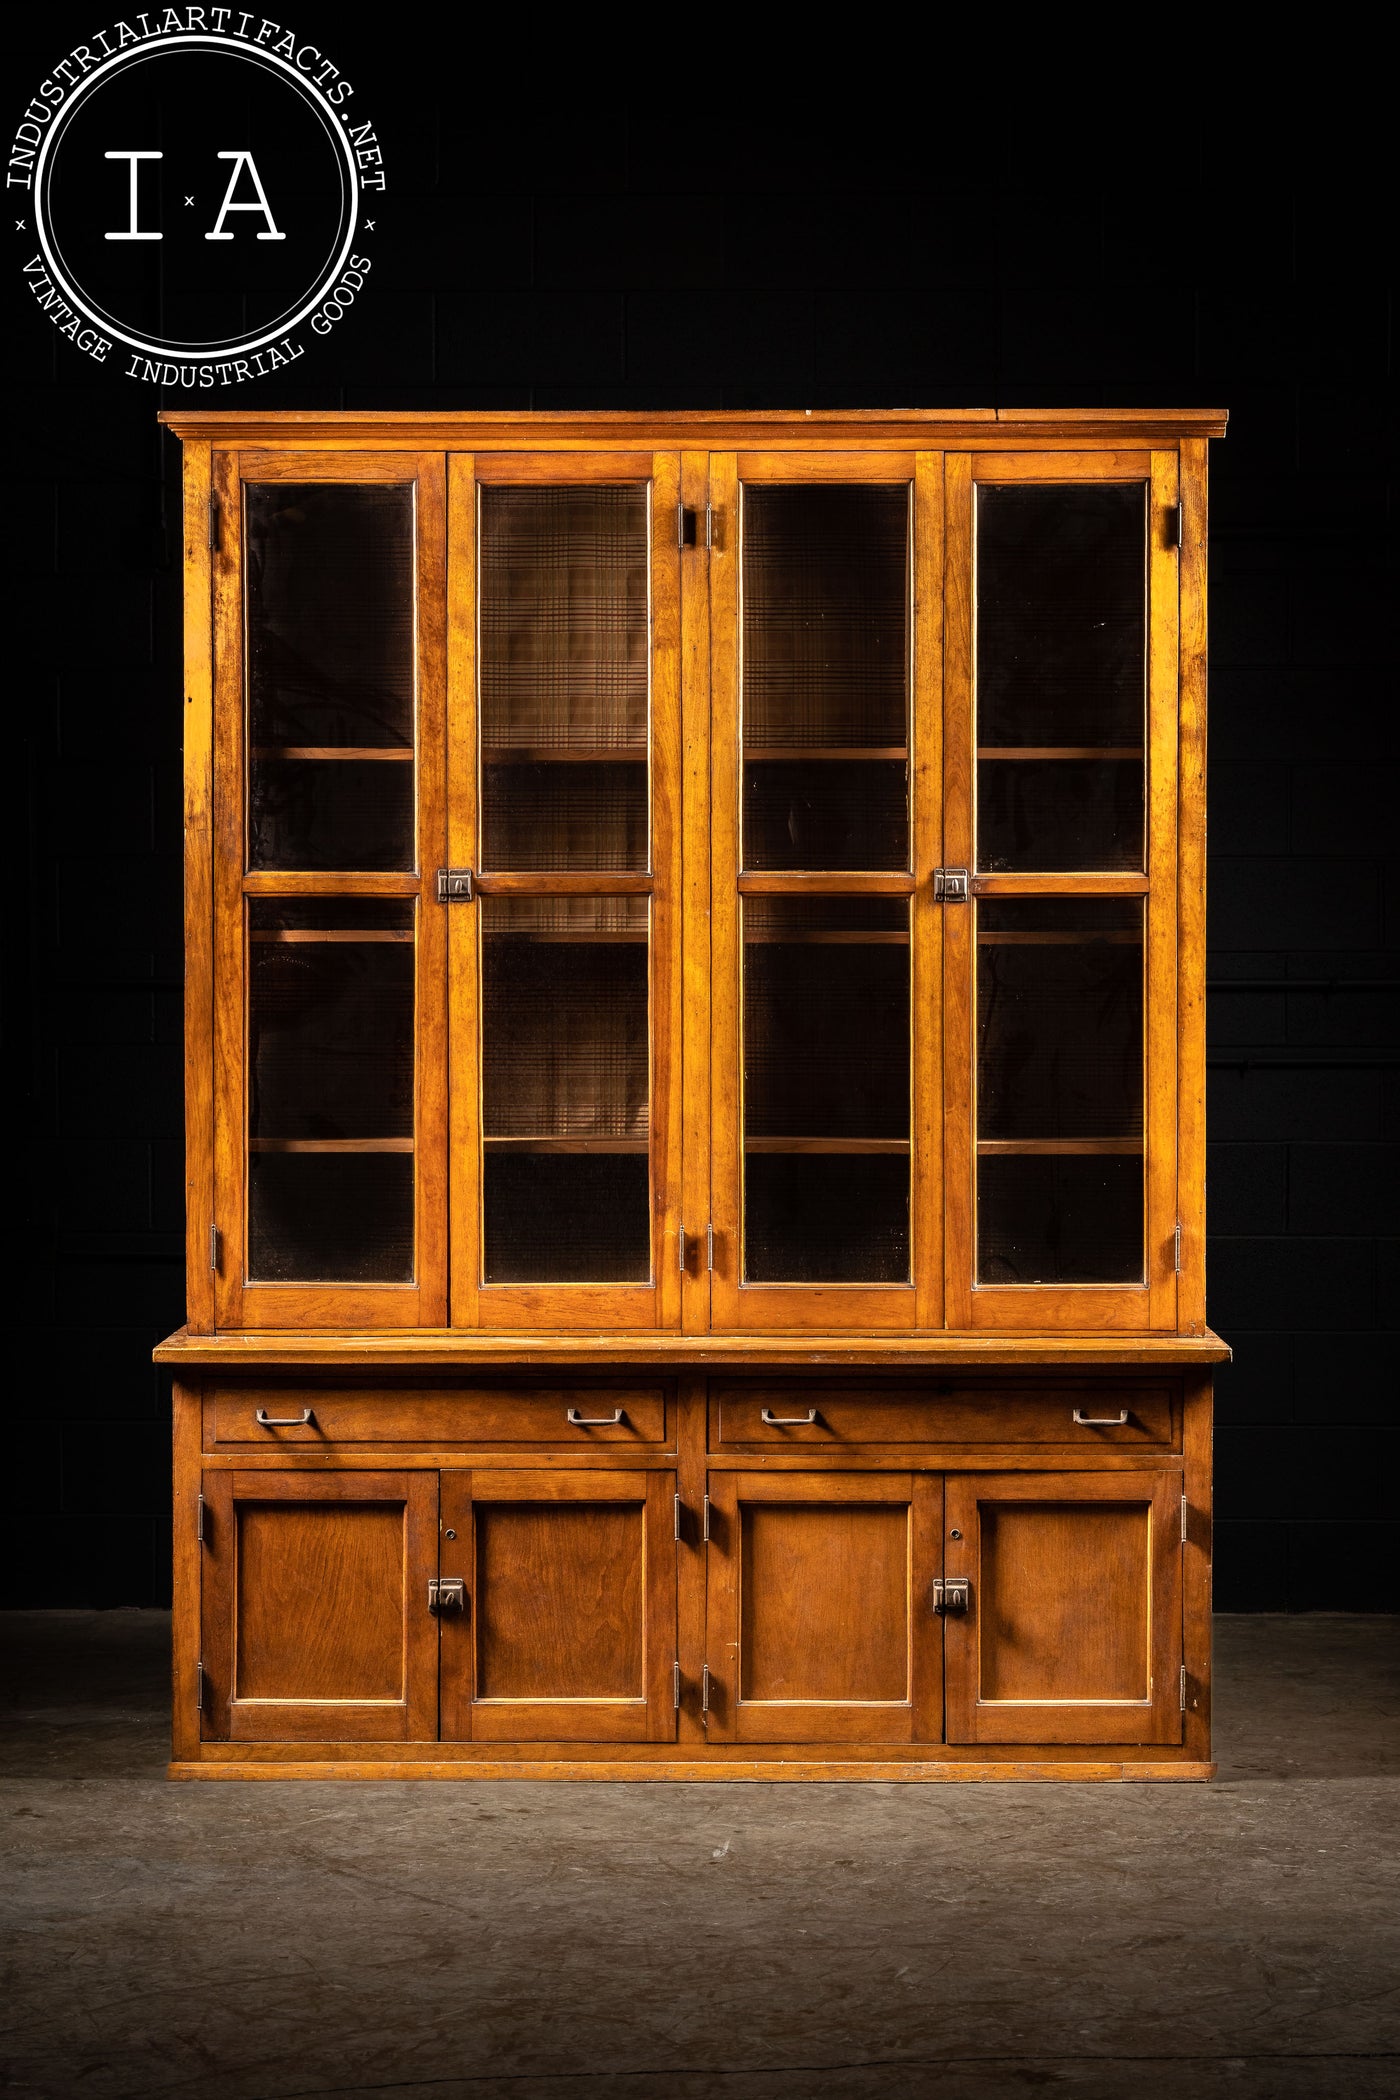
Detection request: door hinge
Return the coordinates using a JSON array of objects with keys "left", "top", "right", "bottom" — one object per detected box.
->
[
  {"left": 195, "top": 1660, "right": 205, "bottom": 1711},
  {"left": 702, "top": 1493, "right": 712, "bottom": 1544},
  {"left": 1181, "top": 1493, "right": 1189, "bottom": 1544},
  {"left": 1169, "top": 500, "right": 1185, "bottom": 549},
  {"left": 701, "top": 1663, "right": 712, "bottom": 1715},
  {"left": 435, "top": 868, "right": 475, "bottom": 903},
  {"left": 196, "top": 1493, "right": 206, "bottom": 1545},
  {"left": 1174, "top": 1219, "right": 1183, "bottom": 1273},
  {"left": 209, "top": 1224, "right": 220, "bottom": 1273},
  {"left": 207, "top": 497, "right": 220, "bottom": 552},
  {"left": 673, "top": 1660, "right": 682, "bottom": 1711},
  {"left": 930, "top": 1576, "right": 971, "bottom": 1615},
  {"left": 674, "top": 1492, "right": 683, "bottom": 1542},
  {"left": 678, "top": 503, "right": 697, "bottom": 549},
  {"left": 1180, "top": 1664, "right": 1188, "bottom": 1711},
  {"left": 933, "top": 868, "right": 971, "bottom": 902}
]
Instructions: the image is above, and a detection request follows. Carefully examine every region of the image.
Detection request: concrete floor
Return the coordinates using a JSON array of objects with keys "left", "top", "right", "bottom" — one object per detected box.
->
[{"left": 1, "top": 1615, "right": 1396, "bottom": 2100}]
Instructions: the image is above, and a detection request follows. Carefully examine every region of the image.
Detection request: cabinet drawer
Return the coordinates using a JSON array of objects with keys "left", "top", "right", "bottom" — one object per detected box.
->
[
  {"left": 711, "top": 1385, "right": 1174, "bottom": 1449},
  {"left": 206, "top": 1386, "right": 669, "bottom": 1449}
]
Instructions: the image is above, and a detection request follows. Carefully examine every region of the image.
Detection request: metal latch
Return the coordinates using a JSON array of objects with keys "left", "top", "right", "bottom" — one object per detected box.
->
[
  {"left": 930, "top": 1576, "right": 971, "bottom": 1615},
  {"left": 933, "top": 868, "right": 971, "bottom": 902},
  {"left": 428, "top": 1577, "right": 466, "bottom": 1614},
  {"left": 435, "top": 868, "right": 475, "bottom": 903}
]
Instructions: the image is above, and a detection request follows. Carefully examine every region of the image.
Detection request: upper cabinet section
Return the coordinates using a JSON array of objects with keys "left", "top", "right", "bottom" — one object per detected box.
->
[{"left": 175, "top": 412, "right": 1220, "bottom": 1338}]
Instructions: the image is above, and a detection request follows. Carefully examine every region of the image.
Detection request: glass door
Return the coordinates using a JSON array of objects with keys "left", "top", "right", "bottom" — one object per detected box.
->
[
  {"left": 448, "top": 454, "right": 683, "bottom": 1329},
  {"left": 710, "top": 452, "right": 943, "bottom": 1329},
  {"left": 212, "top": 451, "right": 448, "bottom": 1328},
  {"left": 943, "top": 451, "right": 1181, "bottom": 1329}
]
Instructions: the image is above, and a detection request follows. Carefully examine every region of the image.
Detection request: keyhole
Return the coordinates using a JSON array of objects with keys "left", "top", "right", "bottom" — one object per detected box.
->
[
  {"left": 949, "top": 1529, "right": 962, "bottom": 1540},
  {"left": 444, "top": 1528, "right": 457, "bottom": 1540}
]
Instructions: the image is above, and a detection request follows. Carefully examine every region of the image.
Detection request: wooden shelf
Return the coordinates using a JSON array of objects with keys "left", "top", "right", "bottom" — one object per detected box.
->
[
  {"left": 744, "top": 747, "right": 908, "bottom": 763},
  {"left": 252, "top": 746, "right": 413, "bottom": 762},
  {"left": 977, "top": 1139, "right": 1143, "bottom": 1156},
  {"left": 482, "top": 1136, "right": 649, "bottom": 1153},
  {"left": 251, "top": 930, "right": 413, "bottom": 944},
  {"left": 249, "top": 1138, "right": 414, "bottom": 1153},
  {"left": 977, "top": 747, "right": 1143, "bottom": 762},
  {"left": 745, "top": 1137, "right": 910, "bottom": 1154},
  {"left": 744, "top": 930, "right": 908, "bottom": 945},
  {"left": 977, "top": 931, "right": 1140, "bottom": 946},
  {"left": 486, "top": 931, "right": 648, "bottom": 944}
]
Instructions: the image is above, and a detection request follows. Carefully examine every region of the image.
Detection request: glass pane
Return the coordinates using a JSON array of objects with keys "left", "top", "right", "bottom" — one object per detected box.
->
[
  {"left": 976, "top": 484, "right": 1145, "bottom": 872},
  {"left": 482, "top": 895, "right": 650, "bottom": 1283},
  {"left": 247, "top": 899, "right": 415, "bottom": 1282},
  {"left": 976, "top": 897, "right": 1143, "bottom": 1284},
  {"left": 246, "top": 484, "right": 415, "bottom": 872},
  {"left": 480, "top": 486, "right": 649, "bottom": 871},
  {"left": 742, "top": 484, "right": 909, "bottom": 871},
  {"left": 743, "top": 896, "right": 909, "bottom": 1283}
]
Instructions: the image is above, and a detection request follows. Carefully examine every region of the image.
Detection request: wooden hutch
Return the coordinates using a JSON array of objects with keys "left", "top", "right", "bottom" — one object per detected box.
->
[{"left": 156, "top": 409, "right": 1229, "bottom": 1780}]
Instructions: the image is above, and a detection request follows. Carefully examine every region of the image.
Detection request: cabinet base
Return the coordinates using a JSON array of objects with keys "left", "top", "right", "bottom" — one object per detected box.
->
[{"left": 170, "top": 1756, "right": 1215, "bottom": 1783}]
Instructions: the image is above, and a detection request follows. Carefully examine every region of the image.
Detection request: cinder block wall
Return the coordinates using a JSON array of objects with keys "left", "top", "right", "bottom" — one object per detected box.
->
[{"left": 5, "top": 64, "right": 1395, "bottom": 1606}]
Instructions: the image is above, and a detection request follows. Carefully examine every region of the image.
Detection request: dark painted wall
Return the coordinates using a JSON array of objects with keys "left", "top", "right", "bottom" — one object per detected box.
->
[{"left": 4, "top": 37, "right": 1395, "bottom": 1607}]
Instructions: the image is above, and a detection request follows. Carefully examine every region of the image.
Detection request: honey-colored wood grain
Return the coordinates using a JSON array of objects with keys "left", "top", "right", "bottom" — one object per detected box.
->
[
  {"left": 1146, "top": 449, "right": 1181, "bottom": 1330},
  {"left": 210, "top": 447, "right": 244, "bottom": 1331},
  {"left": 1177, "top": 441, "right": 1209, "bottom": 1334},
  {"left": 711, "top": 1385, "right": 1174, "bottom": 1447},
  {"left": 201, "top": 1469, "right": 438, "bottom": 1743},
  {"left": 472, "top": 452, "right": 653, "bottom": 483},
  {"left": 707, "top": 452, "right": 743, "bottom": 1329},
  {"left": 734, "top": 450, "right": 915, "bottom": 482},
  {"left": 675, "top": 1375, "right": 708, "bottom": 1741},
  {"left": 441, "top": 1468, "right": 676, "bottom": 1743},
  {"left": 910, "top": 1473, "right": 944, "bottom": 1742},
  {"left": 158, "top": 1325, "right": 1232, "bottom": 1368},
  {"left": 446, "top": 452, "right": 480, "bottom": 1328},
  {"left": 972, "top": 452, "right": 1151, "bottom": 482},
  {"left": 207, "top": 1386, "right": 669, "bottom": 1446},
  {"left": 171, "top": 1381, "right": 203, "bottom": 1760},
  {"left": 413, "top": 453, "right": 450, "bottom": 1328},
  {"left": 172, "top": 1755, "right": 1215, "bottom": 1780},
  {"left": 680, "top": 451, "right": 713, "bottom": 1334},
  {"left": 708, "top": 1470, "right": 916, "bottom": 1745},
  {"left": 912, "top": 453, "right": 945, "bottom": 1329},
  {"left": 182, "top": 446, "right": 215, "bottom": 1335},
  {"left": 437, "top": 1468, "right": 474, "bottom": 1739},
  {"left": 943, "top": 1469, "right": 1182, "bottom": 1746},
  {"left": 1181, "top": 1371, "right": 1213, "bottom": 1757},
  {"left": 161, "top": 410, "right": 1229, "bottom": 449},
  {"left": 651, "top": 453, "right": 684, "bottom": 1333},
  {"left": 971, "top": 872, "right": 1149, "bottom": 896},
  {"left": 941, "top": 453, "right": 975, "bottom": 1328}
]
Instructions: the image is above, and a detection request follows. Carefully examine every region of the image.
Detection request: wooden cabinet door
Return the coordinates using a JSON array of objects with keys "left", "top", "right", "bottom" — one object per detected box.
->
[
  {"left": 212, "top": 449, "right": 449, "bottom": 1330},
  {"left": 942, "top": 1470, "right": 1183, "bottom": 1745},
  {"left": 439, "top": 1470, "right": 677, "bottom": 1742},
  {"left": 200, "top": 1470, "right": 439, "bottom": 1742},
  {"left": 942, "top": 449, "right": 1180, "bottom": 1334},
  {"left": 708, "top": 450, "right": 945, "bottom": 1332},
  {"left": 448, "top": 452, "right": 684, "bottom": 1332},
  {"left": 703, "top": 1471, "right": 943, "bottom": 1743}
]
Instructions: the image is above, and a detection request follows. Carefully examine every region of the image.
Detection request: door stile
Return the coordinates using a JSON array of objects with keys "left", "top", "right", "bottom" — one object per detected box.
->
[
  {"left": 446, "top": 453, "right": 481, "bottom": 1329},
  {"left": 437, "top": 1469, "right": 474, "bottom": 1739},
  {"left": 1146, "top": 448, "right": 1181, "bottom": 1330},
  {"left": 910, "top": 1471, "right": 945, "bottom": 1741},
  {"left": 211, "top": 445, "right": 245, "bottom": 1331},
  {"left": 183, "top": 444, "right": 216, "bottom": 1336},
  {"left": 651, "top": 454, "right": 685, "bottom": 1333},
  {"left": 912, "top": 452, "right": 946, "bottom": 1329},
  {"left": 412, "top": 455, "right": 451, "bottom": 1326},
  {"left": 1176, "top": 440, "right": 1210, "bottom": 1334},
  {"left": 680, "top": 450, "right": 714, "bottom": 1334},
  {"left": 941, "top": 453, "right": 976, "bottom": 1329},
  {"left": 708, "top": 452, "right": 743, "bottom": 1323}
]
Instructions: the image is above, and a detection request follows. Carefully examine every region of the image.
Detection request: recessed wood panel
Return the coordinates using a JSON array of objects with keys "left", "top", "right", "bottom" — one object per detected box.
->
[
  {"left": 475, "top": 1502, "right": 644, "bottom": 1700},
  {"left": 740, "top": 1503, "right": 908, "bottom": 1703},
  {"left": 235, "top": 1501, "right": 406, "bottom": 1702},
  {"left": 979, "top": 1502, "right": 1148, "bottom": 1702}
]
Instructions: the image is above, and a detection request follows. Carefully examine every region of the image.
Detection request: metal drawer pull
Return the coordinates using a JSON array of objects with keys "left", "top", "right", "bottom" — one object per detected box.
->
[
  {"left": 1073, "top": 1409, "right": 1130, "bottom": 1427},
  {"left": 567, "top": 1407, "right": 626, "bottom": 1427},
  {"left": 760, "top": 1408, "right": 818, "bottom": 1426},
  {"left": 255, "top": 1408, "right": 315, "bottom": 1428}
]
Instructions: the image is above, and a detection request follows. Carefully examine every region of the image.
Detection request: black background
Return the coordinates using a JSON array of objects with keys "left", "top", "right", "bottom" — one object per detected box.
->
[{"left": 4, "top": 25, "right": 1396, "bottom": 1609}]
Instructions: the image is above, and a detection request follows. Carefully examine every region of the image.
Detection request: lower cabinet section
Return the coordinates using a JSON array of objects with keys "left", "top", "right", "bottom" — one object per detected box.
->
[
  {"left": 183, "top": 1372, "right": 1211, "bottom": 1775},
  {"left": 438, "top": 1470, "right": 678, "bottom": 1743}
]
